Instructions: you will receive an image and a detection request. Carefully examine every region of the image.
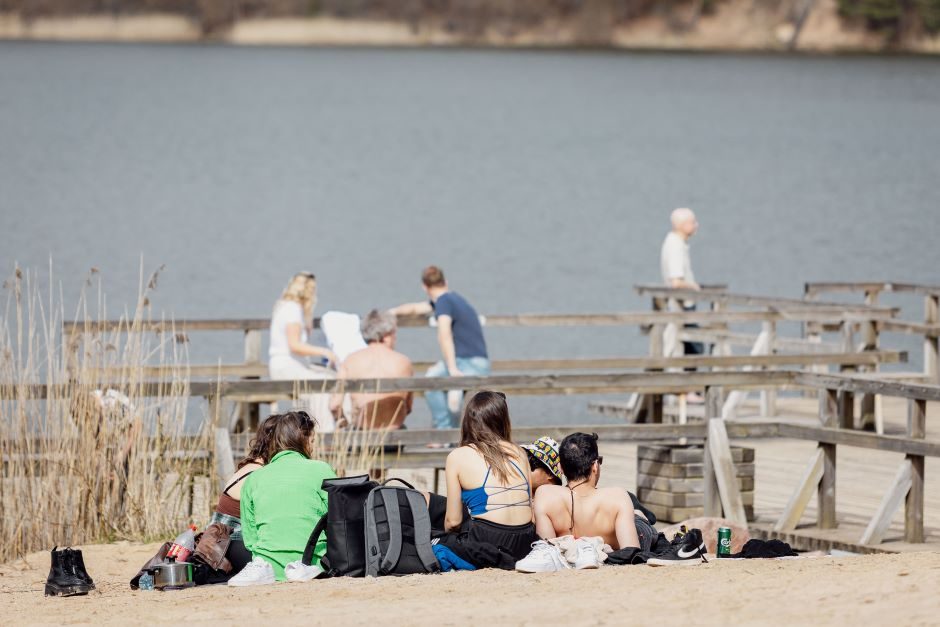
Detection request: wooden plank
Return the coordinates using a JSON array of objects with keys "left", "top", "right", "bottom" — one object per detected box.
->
[
  {"left": 908, "top": 398, "right": 927, "bottom": 439},
  {"left": 775, "top": 422, "right": 940, "bottom": 458},
  {"left": 707, "top": 418, "right": 748, "bottom": 525},
  {"left": 679, "top": 329, "right": 842, "bottom": 352},
  {"left": 906, "top": 397, "right": 926, "bottom": 543},
  {"left": 906, "top": 454, "right": 925, "bottom": 543},
  {"left": 633, "top": 285, "right": 898, "bottom": 314},
  {"left": 638, "top": 487, "right": 754, "bottom": 508},
  {"left": 213, "top": 427, "right": 236, "bottom": 491},
  {"left": 761, "top": 321, "right": 778, "bottom": 417},
  {"left": 818, "top": 443, "right": 837, "bottom": 529},
  {"left": 792, "top": 372, "right": 940, "bottom": 402},
  {"left": 774, "top": 447, "right": 825, "bottom": 532},
  {"left": 721, "top": 329, "right": 771, "bottom": 419},
  {"left": 636, "top": 459, "right": 755, "bottom": 479},
  {"left": 859, "top": 459, "right": 913, "bottom": 545},
  {"left": 804, "top": 281, "right": 940, "bottom": 297},
  {"left": 61, "top": 306, "right": 902, "bottom": 336},
  {"left": 926, "top": 295, "right": 940, "bottom": 383},
  {"left": 703, "top": 387, "right": 722, "bottom": 517},
  {"left": 636, "top": 445, "right": 753, "bottom": 464},
  {"left": 636, "top": 473, "right": 755, "bottom": 493},
  {"left": 838, "top": 390, "right": 854, "bottom": 429}
]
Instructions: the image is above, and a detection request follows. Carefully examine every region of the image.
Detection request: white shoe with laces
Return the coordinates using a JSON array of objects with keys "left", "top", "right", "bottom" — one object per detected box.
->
[
  {"left": 573, "top": 538, "right": 601, "bottom": 570},
  {"left": 285, "top": 560, "right": 323, "bottom": 582},
  {"left": 228, "top": 557, "right": 276, "bottom": 586},
  {"left": 515, "top": 540, "right": 570, "bottom": 573}
]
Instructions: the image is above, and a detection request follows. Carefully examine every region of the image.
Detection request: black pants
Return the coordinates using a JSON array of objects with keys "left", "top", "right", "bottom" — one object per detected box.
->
[
  {"left": 428, "top": 494, "right": 535, "bottom": 570},
  {"left": 196, "top": 538, "right": 252, "bottom": 585}
]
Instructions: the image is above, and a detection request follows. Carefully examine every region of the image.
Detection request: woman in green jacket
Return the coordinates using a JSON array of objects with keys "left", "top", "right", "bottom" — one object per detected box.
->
[{"left": 228, "top": 410, "right": 336, "bottom": 586}]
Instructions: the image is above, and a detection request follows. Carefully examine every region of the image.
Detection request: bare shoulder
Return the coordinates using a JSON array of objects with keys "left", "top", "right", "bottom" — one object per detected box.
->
[
  {"left": 535, "top": 484, "right": 567, "bottom": 503},
  {"left": 599, "top": 486, "right": 631, "bottom": 506}
]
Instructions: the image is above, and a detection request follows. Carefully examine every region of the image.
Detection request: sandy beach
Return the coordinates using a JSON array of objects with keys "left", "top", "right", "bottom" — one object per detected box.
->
[{"left": 3, "top": 541, "right": 939, "bottom": 626}]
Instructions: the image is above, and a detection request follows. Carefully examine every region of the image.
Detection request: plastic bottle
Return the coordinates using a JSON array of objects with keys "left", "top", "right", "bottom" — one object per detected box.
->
[
  {"left": 138, "top": 572, "right": 154, "bottom": 591},
  {"left": 165, "top": 524, "right": 198, "bottom": 563}
]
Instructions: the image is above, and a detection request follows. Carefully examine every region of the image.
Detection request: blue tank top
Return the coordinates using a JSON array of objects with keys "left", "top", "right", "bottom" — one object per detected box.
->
[{"left": 461, "top": 459, "right": 531, "bottom": 516}]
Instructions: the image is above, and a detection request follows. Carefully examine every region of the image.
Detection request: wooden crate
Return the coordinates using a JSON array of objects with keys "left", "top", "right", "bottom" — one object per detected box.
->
[{"left": 636, "top": 445, "right": 756, "bottom": 523}]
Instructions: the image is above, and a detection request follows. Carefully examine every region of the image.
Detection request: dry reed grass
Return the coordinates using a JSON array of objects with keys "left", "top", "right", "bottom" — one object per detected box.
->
[
  {"left": 0, "top": 264, "right": 416, "bottom": 565},
  {"left": 0, "top": 264, "right": 206, "bottom": 564}
]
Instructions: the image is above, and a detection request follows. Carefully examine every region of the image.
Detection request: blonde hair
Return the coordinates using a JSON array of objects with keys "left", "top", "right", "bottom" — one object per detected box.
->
[{"left": 277, "top": 272, "right": 317, "bottom": 324}]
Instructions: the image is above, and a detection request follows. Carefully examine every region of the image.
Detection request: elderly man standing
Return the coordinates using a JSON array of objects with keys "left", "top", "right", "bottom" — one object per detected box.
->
[
  {"left": 330, "top": 309, "right": 414, "bottom": 429},
  {"left": 661, "top": 208, "right": 703, "bottom": 362}
]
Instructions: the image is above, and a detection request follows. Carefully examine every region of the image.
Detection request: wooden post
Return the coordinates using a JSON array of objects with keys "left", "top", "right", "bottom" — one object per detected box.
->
[
  {"left": 925, "top": 295, "right": 939, "bottom": 385},
  {"left": 703, "top": 386, "right": 721, "bottom": 517},
  {"left": 238, "top": 329, "right": 263, "bottom": 431},
  {"left": 209, "top": 393, "right": 235, "bottom": 490},
  {"left": 818, "top": 389, "right": 838, "bottom": 529},
  {"left": 760, "top": 321, "right": 777, "bottom": 417},
  {"left": 859, "top": 314, "right": 879, "bottom": 432},
  {"left": 837, "top": 389, "right": 854, "bottom": 430},
  {"left": 906, "top": 398, "right": 926, "bottom": 543},
  {"left": 644, "top": 323, "right": 665, "bottom": 424}
]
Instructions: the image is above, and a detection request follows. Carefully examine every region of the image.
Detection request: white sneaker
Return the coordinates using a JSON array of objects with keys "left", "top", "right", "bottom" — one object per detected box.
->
[
  {"left": 285, "top": 560, "right": 323, "bottom": 582},
  {"left": 573, "top": 538, "right": 601, "bottom": 570},
  {"left": 515, "top": 540, "right": 570, "bottom": 573},
  {"left": 228, "top": 557, "right": 276, "bottom": 586}
]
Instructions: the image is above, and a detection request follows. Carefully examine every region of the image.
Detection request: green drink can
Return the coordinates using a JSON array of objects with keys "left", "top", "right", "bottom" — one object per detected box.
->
[{"left": 717, "top": 527, "right": 732, "bottom": 558}]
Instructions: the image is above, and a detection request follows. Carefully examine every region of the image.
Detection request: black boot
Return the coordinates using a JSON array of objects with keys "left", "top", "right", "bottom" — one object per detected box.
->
[
  {"left": 68, "top": 548, "right": 96, "bottom": 590},
  {"left": 45, "top": 547, "right": 92, "bottom": 597}
]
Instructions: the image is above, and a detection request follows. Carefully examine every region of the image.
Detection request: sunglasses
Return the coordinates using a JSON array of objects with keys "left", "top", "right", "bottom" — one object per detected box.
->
[{"left": 596, "top": 456, "right": 603, "bottom": 466}]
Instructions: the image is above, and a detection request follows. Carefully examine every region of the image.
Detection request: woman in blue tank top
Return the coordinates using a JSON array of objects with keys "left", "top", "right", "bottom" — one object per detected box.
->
[{"left": 433, "top": 391, "right": 537, "bottom": 569}]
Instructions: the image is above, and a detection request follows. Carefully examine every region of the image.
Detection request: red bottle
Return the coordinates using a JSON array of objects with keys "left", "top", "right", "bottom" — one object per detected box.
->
[{"left": 166, "top": 524, "right": 197, "bottom": 563}]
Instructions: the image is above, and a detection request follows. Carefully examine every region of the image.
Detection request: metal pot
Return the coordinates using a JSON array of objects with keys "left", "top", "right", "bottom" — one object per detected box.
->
[{"left": 150, "top": 561, "right": 194, "bottom": 590}]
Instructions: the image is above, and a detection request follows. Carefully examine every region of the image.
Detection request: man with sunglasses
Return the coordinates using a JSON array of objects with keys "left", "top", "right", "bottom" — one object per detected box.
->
[{"left": 530, "top": 433, "right": 639, "bottom": 554}]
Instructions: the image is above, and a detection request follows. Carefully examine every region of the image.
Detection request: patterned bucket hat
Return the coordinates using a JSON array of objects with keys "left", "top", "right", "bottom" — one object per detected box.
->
[{"left": 522, "top": 436, "right": 563, "bottom": 481}]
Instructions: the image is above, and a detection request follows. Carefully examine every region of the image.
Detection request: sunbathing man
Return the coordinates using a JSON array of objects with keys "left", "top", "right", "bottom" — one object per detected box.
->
[
  {"left": 517, "top": 432, "right": 706, "bottom": 571},
  {"left": 329, "top": 309, "right": 413, "bottom": 430}
]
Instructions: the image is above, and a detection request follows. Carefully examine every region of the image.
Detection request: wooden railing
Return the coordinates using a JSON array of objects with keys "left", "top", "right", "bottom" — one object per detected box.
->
[{"left": 804, "top": 281, "right": 940, "bottom": 386}]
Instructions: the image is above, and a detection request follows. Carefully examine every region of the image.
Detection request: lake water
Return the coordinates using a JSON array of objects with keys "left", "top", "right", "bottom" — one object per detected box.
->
[{"left": 1, "top": 42, "right": 938, "bottom": 426}]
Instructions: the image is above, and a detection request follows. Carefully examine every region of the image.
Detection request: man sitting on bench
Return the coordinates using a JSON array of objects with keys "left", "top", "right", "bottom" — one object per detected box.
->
[{"left": 330, "top": 309, "right": 413, "bottom": 430}]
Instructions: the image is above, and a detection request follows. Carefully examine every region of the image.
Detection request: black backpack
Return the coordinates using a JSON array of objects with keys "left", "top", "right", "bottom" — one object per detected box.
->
[
  {"left": 304, "top": 474, "right": 378, "bottom": 577},
  {"left": 363, "top": 479, "right": 440, "bottom": 577},
  {"left": 303, "top": 476, "right": 439, "bottom": 577}
]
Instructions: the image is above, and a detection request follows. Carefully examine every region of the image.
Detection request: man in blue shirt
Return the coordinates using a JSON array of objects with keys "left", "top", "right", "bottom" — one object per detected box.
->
[{"left": 391, "top": 266, "right": 490, "bottom": 430}]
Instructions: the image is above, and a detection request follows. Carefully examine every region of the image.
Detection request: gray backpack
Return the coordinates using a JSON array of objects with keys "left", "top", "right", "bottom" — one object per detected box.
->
[{"left": 364, "top": 478, "right": 441, "bottom": 577}]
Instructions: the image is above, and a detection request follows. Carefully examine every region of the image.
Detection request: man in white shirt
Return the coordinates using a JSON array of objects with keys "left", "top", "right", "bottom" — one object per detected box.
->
[
  {"left": 660, "top": 208, "right": 705, "bottom": 388},
  {"left": 660, "top": 207, "right": 699, "bottom": 292}
]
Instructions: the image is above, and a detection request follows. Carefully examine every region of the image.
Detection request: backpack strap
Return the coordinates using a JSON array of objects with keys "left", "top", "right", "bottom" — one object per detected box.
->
[
  {"left": 302, "top": 516, "right": 327, "bottom": 566},
  {"left": 404, "top": 489, "right": 441, "bottom": 573},
  {"left": 377, "top": 489, "right": 405, "bottom": 576},
  {"left": 381, "top": 477, "right": 415, "bottom": 490}
]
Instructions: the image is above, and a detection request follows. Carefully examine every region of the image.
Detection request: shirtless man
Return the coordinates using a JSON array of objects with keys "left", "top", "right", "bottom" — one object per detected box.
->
[
  {"left": 517, "top": 432, "right": 707, "bottom": 571},
  {"left": 533, "top": 432, "right": 638, "bottom": 551},
  {"left": 329, "top": 309, "right": 413, "bottom": 429}
]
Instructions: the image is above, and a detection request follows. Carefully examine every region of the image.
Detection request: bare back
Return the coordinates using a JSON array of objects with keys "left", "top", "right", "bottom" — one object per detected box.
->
[
  {"left": 534, "top": 485, "right": 638, "bottom": 550},
  {"left": 339, "top": 344, "right": 413, "bottom": 426},
  {"left": 445, "top": 444, "right": 533, "bottom": 527}
]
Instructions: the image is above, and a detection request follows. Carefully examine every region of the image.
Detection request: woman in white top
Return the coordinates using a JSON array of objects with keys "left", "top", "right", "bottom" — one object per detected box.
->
[{"left": 269, "top": 272, "right": 338, "bottom": 430}]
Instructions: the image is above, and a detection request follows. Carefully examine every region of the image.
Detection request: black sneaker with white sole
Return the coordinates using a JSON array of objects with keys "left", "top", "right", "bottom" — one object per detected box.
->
[{"left": 647, "top": 528, "right": 708, "bottom": 566}]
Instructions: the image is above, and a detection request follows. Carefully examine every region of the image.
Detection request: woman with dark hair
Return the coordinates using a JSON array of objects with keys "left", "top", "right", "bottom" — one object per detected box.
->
[
  {"left": 227, "top": 411, "right": 336, "bottom": 586},
  {"left": 433, "top": 391, "right": 537, "bottom": 570},
  {"left": 197, "top": 426, "right": 271, "bottom": 583}
]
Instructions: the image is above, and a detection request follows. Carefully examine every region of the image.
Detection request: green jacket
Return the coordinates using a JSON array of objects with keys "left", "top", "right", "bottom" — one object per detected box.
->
[{"left": 241, "top": 450, "right": 336, "bottom": 581}]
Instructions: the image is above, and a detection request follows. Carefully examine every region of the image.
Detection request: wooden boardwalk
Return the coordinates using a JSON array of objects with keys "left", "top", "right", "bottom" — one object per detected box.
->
[{"left": 600, "top": 395, "right": 940, "bottom": 552}]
